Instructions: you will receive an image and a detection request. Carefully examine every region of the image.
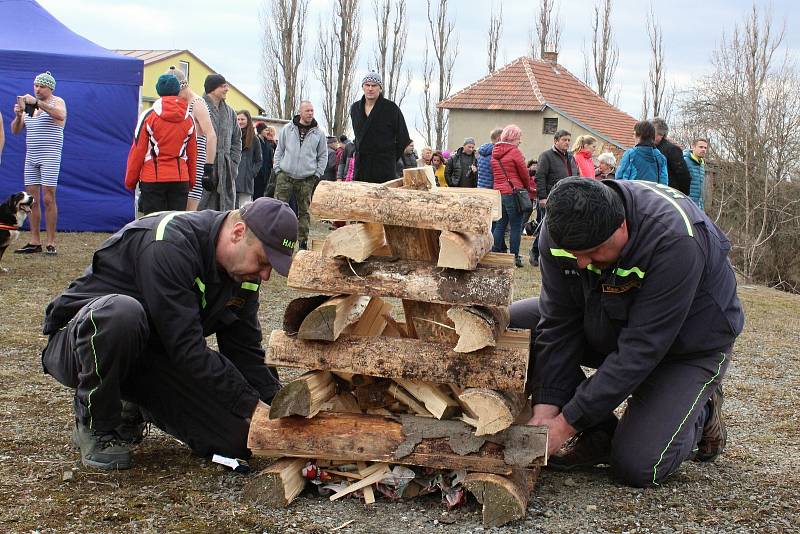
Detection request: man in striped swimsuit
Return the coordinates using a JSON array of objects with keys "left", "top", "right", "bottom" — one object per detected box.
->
[{"left": 11, "top": 71, "right": 66, "bottom": 255}]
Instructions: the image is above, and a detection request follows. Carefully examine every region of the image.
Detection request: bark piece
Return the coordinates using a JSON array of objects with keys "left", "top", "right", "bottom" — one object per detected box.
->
[
  {"left": 268, "top": 371, "right": 336, "bottom": 419},
  {"left": 393, "top": 379, "right": 460, "bottom": 419},
  {"left": 298, "top": 295, "right": 371, "bottom": 341},
  {"left": 287, "top": 251, "right": 514, "bottom": 308},
  {"left": 438, "top": 230, "right": 495, "bottom": 270},
  {"left": 267, "top": 330, "right": 528, "bottom": 390},
  {"left": 447, "top": 306, "right": 511, "bottom": 353},
  {"left": 322, "top": 222, "right": 389, "bottom": 262},
  {"left": 458, "top": 389, "right": 528, "bottom": 436},
  {"left": 463, "top": 468, "right": 539, "bottom": 528},
  {"left": 309, "top": 180, "right": 494, "bottom": 235},
  {"left": 247, "top": 409, "right": 549, "bottom": 475},
  {"left": 242, "top": 457, "right": 306, "bottom": 508}
]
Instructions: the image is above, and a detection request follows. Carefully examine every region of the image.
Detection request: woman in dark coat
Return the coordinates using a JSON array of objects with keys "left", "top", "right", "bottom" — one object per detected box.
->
[{"left": 234, "top": 110, "right": 262, "bottom": 207}]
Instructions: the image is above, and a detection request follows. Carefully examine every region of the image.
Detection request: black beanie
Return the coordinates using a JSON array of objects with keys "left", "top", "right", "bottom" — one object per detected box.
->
[
  {"left": 546, "top": 177, "right": 625, "bottom": 251},
  {"left": 204, "top": 73, "right": 227, "bottom": 94}
]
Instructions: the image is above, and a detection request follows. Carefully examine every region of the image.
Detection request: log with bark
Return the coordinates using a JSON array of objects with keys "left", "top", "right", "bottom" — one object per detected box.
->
[
  {"left": 463, "top": 468, "right": 539, "bottom": 528},
  {"left": 248, "top": 405, "right": 548, "bottom": 475},
  {"left": 287, "top": 251, "right": 514, "bottom": 308},
  {"left": 309, "top": 180, "right": 494, "bottom": 235},
  {"left": 268, "top": 370, "right": 336, "bottom": 419},
  {"left": 242, "top": 457, "right": 307, "bottom": 507},
  {"left": 438, "top": 230, "right": 494, "bottom": 270},
  {"left": 267, "top": 330, "right": 528, "bottom": 391}
]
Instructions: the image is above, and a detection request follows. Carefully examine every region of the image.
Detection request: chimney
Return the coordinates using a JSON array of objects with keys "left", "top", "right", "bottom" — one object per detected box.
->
[{"left": 542, "top": 51, "right": 558, "bottom": 63}]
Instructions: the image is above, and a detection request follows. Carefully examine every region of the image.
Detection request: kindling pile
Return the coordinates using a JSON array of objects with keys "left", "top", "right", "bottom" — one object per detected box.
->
[{"left": 245, "top": 170, "right": 548, "bottom": 528}]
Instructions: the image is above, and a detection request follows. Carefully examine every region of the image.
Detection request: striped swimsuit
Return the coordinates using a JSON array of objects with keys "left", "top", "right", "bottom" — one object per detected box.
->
[
  {"left": 187, "top": 97, "right": 208, "bottom": 200},
  {"left": 24, "top": 109, "right": 64, "bottom": 187}
]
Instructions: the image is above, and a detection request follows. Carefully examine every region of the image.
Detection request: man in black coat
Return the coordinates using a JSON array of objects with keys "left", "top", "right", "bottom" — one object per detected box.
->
[
  {"left": 350, "top": 72, "right": 411, "bottom": 183},
  {"left": 445, "top": 137, "right": 478, "bottom": 187},
  {"left": 652, "top": 118, "right": 691, "bottom": 195}
]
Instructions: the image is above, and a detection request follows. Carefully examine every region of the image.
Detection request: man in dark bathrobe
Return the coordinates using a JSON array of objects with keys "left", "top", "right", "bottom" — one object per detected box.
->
[{"left": 350, "top": 72, "right": 411, "bottom": 183}]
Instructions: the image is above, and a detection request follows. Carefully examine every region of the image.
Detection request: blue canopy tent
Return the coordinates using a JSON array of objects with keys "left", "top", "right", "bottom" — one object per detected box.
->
[{"left": 0, "top": 0, "right": 143, "bottom": 231}]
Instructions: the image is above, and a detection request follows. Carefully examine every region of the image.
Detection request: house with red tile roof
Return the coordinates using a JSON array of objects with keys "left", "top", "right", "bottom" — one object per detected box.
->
[{"left": 438, "top": 53, "right": 637, "bottom": 161}]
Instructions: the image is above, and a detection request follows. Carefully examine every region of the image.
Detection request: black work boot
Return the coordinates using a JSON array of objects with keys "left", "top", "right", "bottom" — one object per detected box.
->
[
  {"left": 116, "top": 400, "right": 148, "bottom": 445},
  {"left": 548, "top": 427, "right": 613, "bottom": 471},
  {"left": 514, "top": 255, "right": 524, "bottom": 268},
  {"left": 695, "top": 385, "right": 726, "bottom": 462},
  {"left": 73, "top": 422, "right": 132, "bottom": 470}
]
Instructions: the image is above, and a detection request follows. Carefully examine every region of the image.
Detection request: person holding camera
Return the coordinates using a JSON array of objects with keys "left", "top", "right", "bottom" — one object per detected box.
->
[{"left": 10, "top": 71, "right": 67, "bottom": 255}]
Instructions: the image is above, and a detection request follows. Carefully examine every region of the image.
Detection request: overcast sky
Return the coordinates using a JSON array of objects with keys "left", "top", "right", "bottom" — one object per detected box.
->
[{"left": 38, "top": 0, "right": 799, "bottom": 145}]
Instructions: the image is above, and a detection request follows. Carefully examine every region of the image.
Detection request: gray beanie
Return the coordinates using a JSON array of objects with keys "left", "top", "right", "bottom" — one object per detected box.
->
[
  {"left": 361, "top": 71, "right": 383, "bottom": 87},
  {"left": 546, "top": 177, "right": 625, "bottom": 251},
  {"left": 464, "top": 137, "right": 476, "bottom": 146}
]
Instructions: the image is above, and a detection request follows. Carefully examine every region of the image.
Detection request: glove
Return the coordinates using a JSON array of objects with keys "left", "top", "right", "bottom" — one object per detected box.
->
[{"left": 201, "top": 163, "right": 218, "bottom": 192}]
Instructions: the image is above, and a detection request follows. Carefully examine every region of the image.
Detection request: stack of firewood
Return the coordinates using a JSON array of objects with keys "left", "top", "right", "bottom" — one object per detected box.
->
[{"left": 246, "top": 169, "right": 548, "bottom": 528}]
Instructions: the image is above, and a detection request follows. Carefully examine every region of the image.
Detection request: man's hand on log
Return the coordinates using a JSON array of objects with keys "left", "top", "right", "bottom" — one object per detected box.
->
[{"left": 528, "top": 404, "right": 577, "bottom": 455}]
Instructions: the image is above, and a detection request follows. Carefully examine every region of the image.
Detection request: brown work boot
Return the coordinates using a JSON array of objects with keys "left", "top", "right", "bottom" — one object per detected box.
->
[
  {"left": 696, "top": 385, "right": 726, "bottom": 462},
  {"left": 548, "top": 427, "right": 613, "bottom": 471}
]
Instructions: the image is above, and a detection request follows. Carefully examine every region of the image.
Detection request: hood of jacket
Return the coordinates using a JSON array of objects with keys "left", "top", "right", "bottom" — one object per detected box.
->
[
  {"left": 154, "top": 96, "right": 189, "bottom": 123},
  {"left": 492, "top": 142, "right": 517, "bottom": 161},
  {"left": 292, "top": 114, "right": 319, "bottom": 130},
  {"left": 478, "top": 142, "right": 494, "bottom": 157}
]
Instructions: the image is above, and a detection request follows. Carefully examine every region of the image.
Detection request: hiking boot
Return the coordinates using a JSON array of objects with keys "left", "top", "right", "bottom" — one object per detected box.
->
[
  {"left": 548, "top": 428, "right": 613, "bottom": 471},
  {"left": 14, "top": 243, "right": 42, "bottom": 254},
  {"left": 116, "top": 400, "right": 148, "bottom": 445},
  {"left": 514, "top": 255, "right": 524, "bottom": 268},
  {"left": 696, "top": 386, "right": 726, "bottom": 462},
  {"left": 72, "top": 422, "right": 132, "bottom": 470}
]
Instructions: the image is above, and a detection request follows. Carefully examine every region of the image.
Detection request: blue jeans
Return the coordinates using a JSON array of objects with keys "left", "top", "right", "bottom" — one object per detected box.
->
[{"left": 492, "top": 193, "right": 524, "bottom": 255}]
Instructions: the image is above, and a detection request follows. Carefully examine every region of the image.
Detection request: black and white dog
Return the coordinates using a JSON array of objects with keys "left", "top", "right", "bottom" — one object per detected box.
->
[{"left": 0, "top": 191, "right": 35, "bottom": 268}]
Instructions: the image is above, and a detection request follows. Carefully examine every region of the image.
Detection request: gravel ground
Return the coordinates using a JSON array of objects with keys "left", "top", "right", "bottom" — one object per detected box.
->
[{"left": 1, "top": 230, "right": 798, "bottom": 533}]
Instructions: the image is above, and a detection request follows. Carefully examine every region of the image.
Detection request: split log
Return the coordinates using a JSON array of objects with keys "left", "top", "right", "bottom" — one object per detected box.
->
[
  {"left": 354, "top": 379, "right": 391, "bottom": 409},
  {"left": 478, "top": 252, "right": 516, "bottom": 267},
  {"left": 287, "top": 251, "right": 513, "bottom": 308},
  {"left": 393, "top": 379, "right": 460, "bottom": 419},
  {"left": 282, "top": 295, "right": 330, "bottom": 335},
  {"left": 437, "top": 186, "right": 502, "bottom": 221},
  {"left": 405, "top": 301, "right": 458, "bottom": 344},
  {"left": 267, "top": 330, "right": 528, "bottom": 391},
  {"left": 318, "top": 392, "right": 362, "bottom": 414},
  {"left": 329, "top": 463, "right": 391, "bottom": 502},
  {"left": 242, "top": 457, "right": 306, "bottom": 508},
  {"left": 321, "top": 222, "right": 390, "bottom": 262},
  {"left": 447, "top": 306, "right": 511, "bottom": 353},
  {"left": 458, "top": 389, "right": 528, "bottom": 436},
  {"left": 309, "top": 180, "right": 494, "bottom": 235},
  {"left": 402, "top": 166, "right": 436, "bottom": 190},
  {"left": 387, "top": 383, "right": 433, "bottom": 416},
  {"left": 438, "top": 230, "right": 494, "bottom": 270},
  {"left": 248, "top": 407, "right": 549, "bottom": 475},
  {"left": 268, "top": 371, "right": 336, "bottom": 419},
  {"left": 349, "top": 296, "right": 393, "bottom": 337},
  {"left": 298, "top": 295, "right": 371, "bottom": 341},
  {"left": 357, "top": 462, "right": 379, "bottom": 504},
  {"left": 463, "top": 468, "right": 539, "bottom": 528}
]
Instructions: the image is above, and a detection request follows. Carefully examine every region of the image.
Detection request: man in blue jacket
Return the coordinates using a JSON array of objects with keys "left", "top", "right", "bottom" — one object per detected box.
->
[
  {"left": 511, "top": 177, "right": 744, "bottom": 487},
  {"left": 41, "top": 198, "right": 297, "bottom": 470}
]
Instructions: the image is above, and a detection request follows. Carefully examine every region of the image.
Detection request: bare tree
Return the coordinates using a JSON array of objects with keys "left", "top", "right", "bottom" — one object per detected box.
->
[
  {"left": 587, "top": 0, "right": 618, "bottom": 99},
  {"left": 681, "top": 5, "right": 800, "bottom": 282},
  {"left": 315, "top": 0, "right": 361, "bottom": 136},
  {"left": 422, "top": 0, "right": 457, "bottom": 151},
  {"left": 643, "top": 3, "right": 673, "bottom": 121},
  {"left": 417, "top": 44, "right": 436, "bottom": 148},
  {"left": 487, "top": 3, "right": 503, "bottom": 73},
  {"left": 529, "top": 0, "right": 562, "bottom": 59},
  {"left": 371, "top": 0, "right": 410, "bottom": 105},
  {"left": 260, "top": 0, "right": 309, "bottom": 119}
]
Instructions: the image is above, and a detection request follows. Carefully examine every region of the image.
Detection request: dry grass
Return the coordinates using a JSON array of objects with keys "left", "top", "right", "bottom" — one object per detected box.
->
[{"left": 1, "top": 231, "right": 798, "bottom": 533}]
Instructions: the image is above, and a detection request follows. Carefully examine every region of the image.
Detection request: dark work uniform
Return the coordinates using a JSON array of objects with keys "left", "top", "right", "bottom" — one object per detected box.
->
[
  {"left": 41, "top": 210, "right": 279, "bottom": 458},
  {"left": 510, "top": 180, "right": 744, "bottom": 487}
]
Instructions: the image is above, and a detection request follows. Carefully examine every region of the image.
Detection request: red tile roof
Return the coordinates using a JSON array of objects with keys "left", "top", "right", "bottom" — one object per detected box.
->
[
  {"left": 114, "top": 50, "right": 184, "bottom": 64},
  {"left": 439, "top": 56, "right": 637, "bottom": 148}
]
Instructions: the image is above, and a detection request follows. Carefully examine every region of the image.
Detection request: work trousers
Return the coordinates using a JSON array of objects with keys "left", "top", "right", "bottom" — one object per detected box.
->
[
  {"left": 41, "top": 294, "right": 254, "bottom": 458},
  {"left": 275, "top": 172, "right": 314, "bottom": 243},
  {"left": 510, "top": 297, "right": 730, "bottom": 487}
]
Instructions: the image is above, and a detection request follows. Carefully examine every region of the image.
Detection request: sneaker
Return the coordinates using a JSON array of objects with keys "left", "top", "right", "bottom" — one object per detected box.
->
[
  {"left": 45, "top": 245, "right": 57, "bottom": 255},
  {"left": 116, "top": 400, "right": 148, "bottom": 445},
  {"left": 14, "top": 243, "right": 42, "bottom": 254},
  {"left": 548, "top": 428, "right": 613, "bottom": 471},
  {"left": 514, "top": 255, "right": 524, "bottom": 268},
  {"left": 72, "top": 422, "right": 132, "bottom": 470},
  {"left": 696, "top": 386, "right": 726, "bottom": 462}
]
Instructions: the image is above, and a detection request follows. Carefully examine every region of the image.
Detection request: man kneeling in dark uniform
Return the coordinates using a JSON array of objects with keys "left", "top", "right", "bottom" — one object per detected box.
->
[
  {"left": 513, "top": 177, "right": 744, "bottom": 487},
  {"left": 41, "top": 198, "right": 297, "bottom": 469}
]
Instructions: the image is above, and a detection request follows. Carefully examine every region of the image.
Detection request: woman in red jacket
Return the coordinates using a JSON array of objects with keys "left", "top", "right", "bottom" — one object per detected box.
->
[
  {"left": 491, "top": 124, "right": 530, "bottom": 267},
  {"left": 572, "top": 134, "right": 598, "bottom": 178}
]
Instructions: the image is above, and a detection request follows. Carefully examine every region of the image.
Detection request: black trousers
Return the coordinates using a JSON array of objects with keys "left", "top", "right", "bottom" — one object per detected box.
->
[
  {"left": 41, "top": 294, "right": 254, "bottom": 458},
  {"left": 510, "top": 297, "right": 730, "bottom": 487},
  {"left": 139, "top": 181, "right": 190, "bottom": 215}
]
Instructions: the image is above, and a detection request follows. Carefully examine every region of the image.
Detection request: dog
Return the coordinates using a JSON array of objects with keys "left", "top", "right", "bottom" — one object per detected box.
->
[{"left": 0, "top": 191, "right": 35, "bottom": 269}]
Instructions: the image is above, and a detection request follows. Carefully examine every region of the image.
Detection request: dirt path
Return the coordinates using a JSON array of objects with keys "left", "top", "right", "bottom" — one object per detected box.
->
[{"left": 1, "top": 232, "right": 798, "bottom": 533}]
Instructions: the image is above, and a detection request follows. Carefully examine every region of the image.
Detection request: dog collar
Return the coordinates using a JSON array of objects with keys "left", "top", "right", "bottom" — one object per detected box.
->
[{"left": 0, "top": 223, "right": 20, "bottom": 231}]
